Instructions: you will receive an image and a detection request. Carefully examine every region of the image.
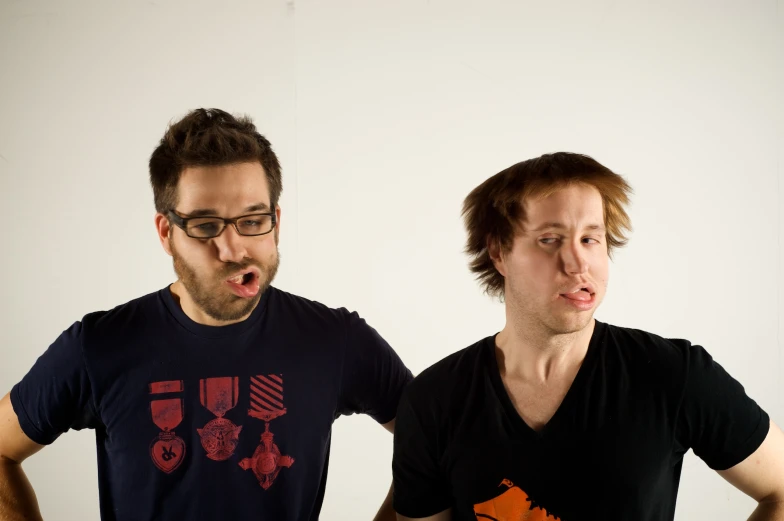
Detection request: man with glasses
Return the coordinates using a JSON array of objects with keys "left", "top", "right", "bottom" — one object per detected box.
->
[{"left": 0, "top": 108, "right": 411, "bottom": 521}]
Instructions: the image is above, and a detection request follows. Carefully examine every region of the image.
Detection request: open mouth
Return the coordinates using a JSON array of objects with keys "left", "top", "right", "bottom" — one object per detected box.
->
[
  {"left": 224, "top": 268, "right": 262, "bottom": 298},
  {"left": 228, "top": 272, "right": 255, "bottom": 285}
]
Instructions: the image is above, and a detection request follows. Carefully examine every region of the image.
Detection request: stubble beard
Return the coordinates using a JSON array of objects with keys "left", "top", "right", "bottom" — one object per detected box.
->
[{"left": 170, "top": 239, "right": 280, "bottom": 322}]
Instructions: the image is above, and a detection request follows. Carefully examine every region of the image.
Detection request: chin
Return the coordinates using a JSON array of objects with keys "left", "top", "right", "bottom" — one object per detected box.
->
[
  {"left": 205, "top": 297, "right": 260, "bottom": 322},
  {"left": 547, "top": 313, "right": 594, "bottom": 335}
]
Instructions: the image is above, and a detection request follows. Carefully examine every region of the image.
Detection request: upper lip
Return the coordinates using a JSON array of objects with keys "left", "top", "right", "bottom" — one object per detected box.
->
[
  {"left": 561, "top": 282, "right": 595, "bottom": 295},
  {"left": 225, "top": 266, "right": 261, "bottom": 282}
]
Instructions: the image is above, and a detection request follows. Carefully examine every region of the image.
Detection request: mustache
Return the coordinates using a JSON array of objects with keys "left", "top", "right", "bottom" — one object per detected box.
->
[{"left": 217, "top": 260, "right": 263, "bottom": 278}]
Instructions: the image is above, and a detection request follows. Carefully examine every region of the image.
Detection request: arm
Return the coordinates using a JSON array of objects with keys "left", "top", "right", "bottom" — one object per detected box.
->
[
  {"left": 0, "top": 392, "right": 45, "bottom": 521},
  {"left": 676, "top": 343, "right": 782, "bottom": 520},
  {"left": 717, "top": 420, "right": 784, "bottom": 521},
  {"left": 377, "top": 420, "right": 453, "bottom": 521},
  {"left": 336, "top": 312, "right": 414, "bottom": 521},
  {"left": 0, "top": 320, "right": 95, "bottom": 521},
  {"left": 392, "top": 386, "right": 453, "bottom": 520},
  {"left": 396, "top": 509, "right": 452, "bottom": 521},
  {"left": 371, "top": 419, "right": 397, "bottom": 521},
  {"left": 386, "top": 415, "right": 451, "bottom": 521}
]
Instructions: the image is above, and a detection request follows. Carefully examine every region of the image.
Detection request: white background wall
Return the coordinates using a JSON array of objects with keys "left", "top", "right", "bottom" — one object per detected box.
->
[{"left": 1, "top": 0, "right": 781, "bottom": 519}]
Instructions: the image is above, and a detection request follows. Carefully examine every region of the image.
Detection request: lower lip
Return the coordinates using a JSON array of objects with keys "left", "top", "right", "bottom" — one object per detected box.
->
[
  {"left": 225, "top": 275, "right": 261, "bottom": 298},
  {"left": 558, "top": 293, "right": 596, "bottom": 311}
]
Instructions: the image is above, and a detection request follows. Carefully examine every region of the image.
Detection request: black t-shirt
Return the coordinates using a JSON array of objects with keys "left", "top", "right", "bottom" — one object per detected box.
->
[
  {"left": 11, "top": 285, "right": 412, "bottom": 521},
  {"left": 392, "top": 320, "right": 769, "bottom": 521}
]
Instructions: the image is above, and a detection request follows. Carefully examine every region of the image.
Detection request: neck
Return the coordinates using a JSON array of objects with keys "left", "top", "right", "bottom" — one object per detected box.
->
[{"left": 496, "top": 311, "right": 595, "bottom": 384}]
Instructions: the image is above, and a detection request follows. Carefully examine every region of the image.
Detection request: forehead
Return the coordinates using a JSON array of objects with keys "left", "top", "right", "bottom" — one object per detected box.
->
[
  {"left": 176, "top": 162, "right": 270, "bottom": 211},
  {"left": 523, "top": 184, "right": 604, "bottom": 225}
]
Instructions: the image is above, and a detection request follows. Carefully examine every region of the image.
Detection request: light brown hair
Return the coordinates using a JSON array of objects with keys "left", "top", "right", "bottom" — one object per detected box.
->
[
  {"left": 462, "top": 152, "right": 632, "bottom": 298},
  {"left": 149, "top": 108, "right": 282, "bottom": 213}
]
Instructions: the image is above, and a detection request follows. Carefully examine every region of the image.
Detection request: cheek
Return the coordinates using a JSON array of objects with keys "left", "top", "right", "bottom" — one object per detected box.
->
[
  {"left": 519, "top": 249, "right": 555, "bottom": 273},
  {"left": 513, "top": 253, "right": 556, "bottom": 288},
  {"left": 251, "top": 236, "right": 278, "bottom": 257},
  {"left": 593, "top": 254, "right": 610, "bottom": 284},
  {"left": 176, "top": 241, "right": 212, "bottom": 270}
]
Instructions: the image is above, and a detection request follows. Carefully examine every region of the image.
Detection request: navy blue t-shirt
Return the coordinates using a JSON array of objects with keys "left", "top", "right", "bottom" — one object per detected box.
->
[{"left": 11, "top": 285, "right": 413, "bottom": 521}]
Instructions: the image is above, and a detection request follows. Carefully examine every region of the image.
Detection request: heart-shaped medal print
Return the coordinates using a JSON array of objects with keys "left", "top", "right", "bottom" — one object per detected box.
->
[{"left": 150, "top": 435, "right": 186, "bottom": 474}]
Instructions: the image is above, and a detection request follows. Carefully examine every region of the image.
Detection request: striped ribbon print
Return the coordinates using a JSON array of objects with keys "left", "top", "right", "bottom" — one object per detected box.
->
[{"left": 249, "top": 374, "right": 286, "bottom": 419}]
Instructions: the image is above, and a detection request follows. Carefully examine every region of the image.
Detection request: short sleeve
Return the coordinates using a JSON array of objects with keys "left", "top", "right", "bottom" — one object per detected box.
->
[
  {"left": 336, "top": 311, "right": 413, "bottom": 424},
  {"left": 392, "top": 386, "right": 452, "bottom": 517},
  {"left": 10, "top": 321, "right": 98, "bottom": 445},
  {"left": 676, "top": 344, "right": 770, "bottom": 471}
]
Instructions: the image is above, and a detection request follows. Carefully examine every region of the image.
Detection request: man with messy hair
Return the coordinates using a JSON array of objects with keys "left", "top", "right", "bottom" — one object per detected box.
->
[
  {"left": 0, "top": 108, "right": 410, "bottom": 521},
  {"left": 392, "top": 152, "right": 784, "bottom": 521}
]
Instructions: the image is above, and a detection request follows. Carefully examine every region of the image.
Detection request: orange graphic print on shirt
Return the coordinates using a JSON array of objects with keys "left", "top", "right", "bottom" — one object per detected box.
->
[{"left": 474, "top": 479, "right": 562, "bottom": 521}]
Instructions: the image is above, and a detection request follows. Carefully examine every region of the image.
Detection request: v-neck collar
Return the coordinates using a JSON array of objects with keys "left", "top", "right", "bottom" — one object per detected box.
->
[{"left": 486, "top": 320, "right": 607, "bottom": 440}]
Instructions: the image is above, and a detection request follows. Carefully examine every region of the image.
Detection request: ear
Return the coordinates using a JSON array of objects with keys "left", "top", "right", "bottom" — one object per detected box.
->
[
  {"left": 488, "top": 237, "right": 507, "bottom": 277},
  {"left": 155, "top": 213, "right": 173, "bottom": 257},
  {"left": 273, "top": 205, "right": 282, "bottom": 244}
]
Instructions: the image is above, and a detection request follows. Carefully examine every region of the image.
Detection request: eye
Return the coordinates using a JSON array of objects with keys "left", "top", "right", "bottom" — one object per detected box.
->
[
  {"left": 539, "top": 238, "right": 560, "bottom": 245},
  {"left": 582, "top": 237, "right": 601, "bottom": 244},
  {"left": 195, "top": 222, "right": 219, "bottom": 232},
  {"left": 237, "top": 214, "right": 273, "bottom": 235}
]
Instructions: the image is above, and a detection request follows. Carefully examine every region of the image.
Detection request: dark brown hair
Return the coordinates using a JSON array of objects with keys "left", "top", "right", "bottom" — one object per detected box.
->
[
  {"left": 462, "top": 152, "right": 632, "bottom": 298},
  {"left": 149, "top": 108, "right": 282, "bottom": 213}
]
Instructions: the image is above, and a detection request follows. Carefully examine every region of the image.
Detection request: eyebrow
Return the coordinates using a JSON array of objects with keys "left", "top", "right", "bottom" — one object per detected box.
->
[
  {"left": 528, "top": 222, "right": 606, "bottom": 232},
  {"left": 184, "top": 203, "right": 272, "bottom": 217}
]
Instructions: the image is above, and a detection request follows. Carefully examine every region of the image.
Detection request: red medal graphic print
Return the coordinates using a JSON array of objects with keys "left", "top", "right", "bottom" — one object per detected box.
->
[
  {"left": 197, "top": 377, "right": 242, "bottom": 461},
  {"left": 149, "top": 398, "right": 186, "bottom": 474},
  {"left": 240, "top": 374, "right": 294, "bottom": 489},
  {"left": 239, "top": 422, "right": 295, "bottom": 489},
  {"left": 248, "top": 374, "right": 287, "bottom": 422},
  {"left": 149, "top": 380, "right": 183, "bottom": 394}
]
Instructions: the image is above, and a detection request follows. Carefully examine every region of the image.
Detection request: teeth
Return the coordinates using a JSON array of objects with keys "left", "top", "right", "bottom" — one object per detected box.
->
[{"left": 229, "top": 275, "right": 244, "bottom": 284}]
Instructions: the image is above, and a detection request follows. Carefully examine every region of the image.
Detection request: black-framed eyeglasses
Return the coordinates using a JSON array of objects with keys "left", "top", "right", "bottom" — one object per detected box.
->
[{"left": 167, "top": 209, "right": 277, "bottom": 239}]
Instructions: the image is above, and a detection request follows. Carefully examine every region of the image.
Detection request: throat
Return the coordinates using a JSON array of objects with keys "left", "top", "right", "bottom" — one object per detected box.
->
[
  {"left": 496, "top": 317, "right": 596, "bottom": 380},
  {"left": 501, "top": 374, "right": 575, "bottom": 432}
]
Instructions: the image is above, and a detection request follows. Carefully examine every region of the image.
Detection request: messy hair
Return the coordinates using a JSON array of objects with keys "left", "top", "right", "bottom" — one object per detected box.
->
[
  {"left": 462, "top": 152, "right": 632, "bottom": 298},
  {"left": 149, "top": 108, "right": 282, "bottom": 213}
]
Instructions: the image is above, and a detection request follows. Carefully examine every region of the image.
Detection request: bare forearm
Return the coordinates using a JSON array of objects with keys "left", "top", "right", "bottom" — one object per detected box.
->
[
  {"left": 0, "top": 459, "right": 43, "bottom": 521},
  {"left": 748, "top": 500, "right": 784, "bottom": 521},
  {"left": 372, "top": 482, "right": 395, "bottom": 521}
]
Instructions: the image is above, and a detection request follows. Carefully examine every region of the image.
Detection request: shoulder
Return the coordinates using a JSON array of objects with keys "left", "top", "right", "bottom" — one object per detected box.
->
[
  {"left": 600, "top": 321, "right": 703, "bottom": 385},
  {"left": 411, "top": 338, "right": 489, "bottom": 386},
  {"left": 72, "top": 289, "right": 163, "bottom": 340},
  {"left": 605, "top": 323, "right": 739, "bottom": 388},
  {"left": 267, "top": 286, "right": 336, "bottom": 313},
  {"left": 603, "top": 321, "right": 693, "bottom": 360},
  {"left": 401, "top": 338, "right": 490, "bottom": 413},
  {"left": 267, "top": 287, "right": 366, "bottom": 330},
  {"left": 18, "top": 290, "right": 164, "bottom": 385}
]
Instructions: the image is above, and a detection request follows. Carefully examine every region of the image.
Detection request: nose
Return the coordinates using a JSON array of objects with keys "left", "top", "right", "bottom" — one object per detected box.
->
[
  {"left": 214, "top": 224, "right": 248, "bottom": 264},
  {"left": 561, "top": 240, "right": 589, "bottom": 275}
]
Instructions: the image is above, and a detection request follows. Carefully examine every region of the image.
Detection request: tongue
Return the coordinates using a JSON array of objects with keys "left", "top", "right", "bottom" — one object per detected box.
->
[{"left": 562, "top": 290, "right": 591, "bottom": 302}]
